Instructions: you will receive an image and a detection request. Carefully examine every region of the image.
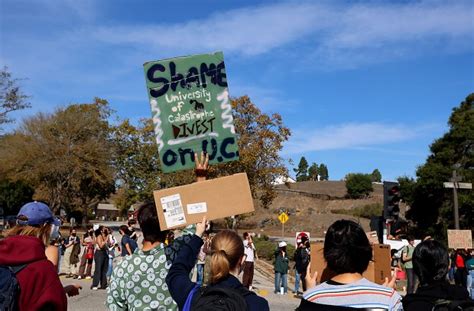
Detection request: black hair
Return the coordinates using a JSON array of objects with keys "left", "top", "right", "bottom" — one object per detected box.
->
[
  {"left": 95, "top": 225, "right": 104, "bottom": 237},
  {"left": 119, "top": 225, "right": 131, "bottom": 235},
  {"left": 137, "top": 202, "right": 168, "bottom": 243},
  {"left": 324, "top": 219, "right": 372, "bottom": 274},
  {"left": 413, "top": 240, "right": 449, "bottom": 285},
  {"left": 243, "top": 232, "right": 249, "bottom": 239}
]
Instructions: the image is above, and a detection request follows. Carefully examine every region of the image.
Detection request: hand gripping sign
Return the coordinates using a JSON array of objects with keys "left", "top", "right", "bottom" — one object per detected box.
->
[{"left": 143, "top": 52, "right": 239, "bottom": 173}]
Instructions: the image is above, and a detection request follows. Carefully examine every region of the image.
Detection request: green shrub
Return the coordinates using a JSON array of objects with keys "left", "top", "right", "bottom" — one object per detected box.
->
[
  {"left": 332, "top": 203, "right": 382, "bottom": 219},
  {"left": 345, "top": 173, "right": 373, "bottom": 199},
  {"left": 254, "top": 236, "right": 295, "bottom": 261}
]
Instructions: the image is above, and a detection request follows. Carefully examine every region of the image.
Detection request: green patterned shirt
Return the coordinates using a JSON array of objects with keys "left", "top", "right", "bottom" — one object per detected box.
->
[{"left": 106, "top": 227, "right": 194, "bottom": 311}]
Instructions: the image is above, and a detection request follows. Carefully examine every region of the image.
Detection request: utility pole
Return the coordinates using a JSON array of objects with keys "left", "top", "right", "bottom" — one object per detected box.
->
[
  {"left": 452, "top": 170, "right": 460, "bottom": 230},
  {"left": 443, "top": 170, "right": 472, "bottom": 230}
]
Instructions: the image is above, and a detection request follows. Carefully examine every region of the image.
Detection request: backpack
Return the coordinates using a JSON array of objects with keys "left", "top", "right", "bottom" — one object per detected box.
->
[
  {"left": 432, "top": 299, "right": 474, "bottom": 311},
  {"left": 0, "top": 264, "right": 27, "bottom": 311},
  {"left": 184, "top": 285, "right": 256, "bottom": 311}
]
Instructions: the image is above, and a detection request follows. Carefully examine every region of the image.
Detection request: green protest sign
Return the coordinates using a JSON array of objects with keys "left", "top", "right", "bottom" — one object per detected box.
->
[{"left": 143, "top": 52, "right": 239, "bottom": 173}]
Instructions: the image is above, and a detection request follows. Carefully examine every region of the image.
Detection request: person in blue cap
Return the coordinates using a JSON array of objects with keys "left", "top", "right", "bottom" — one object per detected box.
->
[{"left": 0, "top": 201, "right": 78, "bottom": 310}]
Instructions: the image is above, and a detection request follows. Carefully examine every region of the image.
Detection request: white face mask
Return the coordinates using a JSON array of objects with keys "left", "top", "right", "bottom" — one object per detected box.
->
[{"left": 50, "top": 223, "right": 60, "bottom": 240}]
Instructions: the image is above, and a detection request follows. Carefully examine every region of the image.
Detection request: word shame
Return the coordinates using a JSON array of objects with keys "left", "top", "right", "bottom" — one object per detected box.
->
[{"left": 147, "top": 61, "right": 227, "bottom": 98}]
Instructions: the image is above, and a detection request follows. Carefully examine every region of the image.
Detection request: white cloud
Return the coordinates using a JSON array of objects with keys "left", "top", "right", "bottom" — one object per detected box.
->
[
  {"left": 90, "top": 2, "right": 321, "bottom": 56},
  {"left": 284, "top": 122, "right": 442, "bottom": 154},
  {"left": 3, "top": 0, "right": 472, "bottom": 79},
  {"left": 88, "top": 0, "right": 473, "bottom": 65},
  {"left": 230, "top": 84, "right": 300, "bottom": 112}
]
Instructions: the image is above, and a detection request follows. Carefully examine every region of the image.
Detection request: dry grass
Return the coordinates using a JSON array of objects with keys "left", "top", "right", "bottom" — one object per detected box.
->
[{"left": 239, "top": 181, "right": 383, "bottom": 238}]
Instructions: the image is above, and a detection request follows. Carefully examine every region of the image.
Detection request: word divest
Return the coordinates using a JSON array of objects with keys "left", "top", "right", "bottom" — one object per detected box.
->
[{"left": 143, "top": 52, "right": 239, "bottom": 173}]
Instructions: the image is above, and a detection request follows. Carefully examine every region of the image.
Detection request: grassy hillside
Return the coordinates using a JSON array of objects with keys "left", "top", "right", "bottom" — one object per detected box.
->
[{"left": 239, "top": 180, "right": 384, "bottom": 238}]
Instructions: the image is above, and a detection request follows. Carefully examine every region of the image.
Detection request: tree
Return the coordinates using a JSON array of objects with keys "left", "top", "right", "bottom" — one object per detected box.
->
[
  {"left": 319, "top": 163, "right": 329, "bottom": 180},
  {"left": 345, "top": 173, "right": 373, "bottom": 199},
  {"left": 371, "top": 169, "right": 382, "bottom": 182},
  {"left": 0, "top": 179, "right": 34, "bottom": 215},
  {"left": 294, "top": 157, "right": 309, "bottom": 181},
  {"left": 211, "top": 96, "right": 290, "bottom": 213},
  {"left": 308, "top": 163, "right": 319, "bottom": 181},
  {"left": 0, "top": 98, "right": 115, "bottom": 220},
  {"left": 405, "top": 93, "right": 474, "bottom": 238},
  {"left": 111, "top": 118, "right": 193, "bottom": 215},
  {"left": 397, "top": 176, "right": 416, "bottom": 206},
  {"left": 111, "top": 95, "right": 290, "bottom": 220},
  {"left": 0, "top": 67, "right": 30, "bottom": 131}
]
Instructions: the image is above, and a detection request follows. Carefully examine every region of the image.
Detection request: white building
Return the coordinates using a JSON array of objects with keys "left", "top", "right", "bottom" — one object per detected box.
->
[{"left": 272, "top": 175, "right": 296, "bottom": 185}]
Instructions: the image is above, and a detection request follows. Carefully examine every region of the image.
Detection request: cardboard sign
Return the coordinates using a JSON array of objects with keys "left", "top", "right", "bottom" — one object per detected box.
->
[
  {"left": 143, "top": 52, "right": 239, "bottom": 173},
  {"left": 153, "top": 173, "right": 254, "bottom": 230},
  {"left": 310, "top": 242, "right": 391, "bottom": 285},
  {"left": 363, "top": 244, "right": 391, "bottom": 285},
  {"left": 447, "top": 229, "right": 473, "bottom": 249}
]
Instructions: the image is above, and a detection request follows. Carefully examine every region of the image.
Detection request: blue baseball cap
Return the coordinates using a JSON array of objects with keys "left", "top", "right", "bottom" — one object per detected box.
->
[{"left": 17, "top": 201, "right": 60, "bottom": 226}]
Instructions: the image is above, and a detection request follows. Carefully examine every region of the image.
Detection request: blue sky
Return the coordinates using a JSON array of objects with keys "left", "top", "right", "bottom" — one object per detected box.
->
[{"left": 1, "top": 0, "right": 473, "bottom": 181}]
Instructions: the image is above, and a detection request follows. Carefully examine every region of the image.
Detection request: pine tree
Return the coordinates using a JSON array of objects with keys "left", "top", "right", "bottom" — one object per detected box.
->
[
  {"left": 371, "top": 169, "right": 382, "bottom": 182},
  {"left": 294, "top": 156, "right": 309, "bottom": 181},
  {"left": 319, "top": 163, "right": 329, "bottom": 180},
  {"left": 308, "top": 163, "right": 318, "bottom": 181}
]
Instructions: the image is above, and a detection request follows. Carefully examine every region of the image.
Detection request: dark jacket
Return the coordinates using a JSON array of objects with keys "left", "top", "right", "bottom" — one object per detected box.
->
[
  {"left": 274, "top": 250, "right": 289, "bottom": 274},
  {"left": 166, "top": 234, "right": 269, "bottom": 311},
  {"left": 70, "top": 242, "right": 81, "bottom": 265},
  {"left": 403, "top": 281, "right": 471, "bottom": 311},
  {"left": 0, "top": 235, "right": 67, "bottom": 311},
  {"left": 294, "top": 246, "right": 310, "bottom": 273}
]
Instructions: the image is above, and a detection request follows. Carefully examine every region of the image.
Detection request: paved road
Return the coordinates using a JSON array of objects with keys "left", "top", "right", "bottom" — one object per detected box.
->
[
  {"left": 65, "top": 221, "right": 300, "bottom": 310},
  {"left": 64, "top": 261, "right": 300, "bottom": 311}
]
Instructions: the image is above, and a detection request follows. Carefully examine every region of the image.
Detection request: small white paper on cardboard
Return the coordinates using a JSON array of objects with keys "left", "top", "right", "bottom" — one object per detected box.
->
[
  {"left": 187, "top": 202, "right": 207, "bottom": 214},
  {"left": 160, "top": 194, "right": 186, "bottom": 228}
]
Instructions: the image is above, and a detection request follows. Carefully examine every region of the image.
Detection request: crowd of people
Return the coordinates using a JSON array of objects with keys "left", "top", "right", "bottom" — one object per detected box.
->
[
  {"left": 1, "top": 201, "right": 474, "bottom": 310},
  {"left": 1, "top": 154, "right": 473, "bottom": 310},
  {"left": 45, "top": 220, "right": 138, "bottom": 290}
]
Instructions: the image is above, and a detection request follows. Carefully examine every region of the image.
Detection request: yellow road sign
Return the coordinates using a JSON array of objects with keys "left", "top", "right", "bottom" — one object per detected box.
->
[{"left": 278, "top": 212, "right": 289, "bottom": 224}]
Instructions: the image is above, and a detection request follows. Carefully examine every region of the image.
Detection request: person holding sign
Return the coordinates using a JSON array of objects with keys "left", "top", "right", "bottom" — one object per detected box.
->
[
  {"left": 165, "top": 151, "right": 268, "bottom": 310},
  {"left": 106, "top": 153, "right": 208, "bottom": 311},
  {"left": 300, "top": 220, "right": 402, "bottom": 310},
  {"left": 166, "top": 218, "right": 269, "bottom": 311},
  {"left": 294, "top": 237, "right": 310, "bottom": 295}
]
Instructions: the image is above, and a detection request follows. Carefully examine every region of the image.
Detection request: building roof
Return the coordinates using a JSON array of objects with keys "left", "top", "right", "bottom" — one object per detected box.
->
[{"left": 97, "top": 203, "right": 118, "bottom": 211}]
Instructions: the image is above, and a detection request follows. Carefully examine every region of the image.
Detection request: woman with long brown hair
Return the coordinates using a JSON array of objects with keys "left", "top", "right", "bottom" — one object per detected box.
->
[
  {"left": 91, "top": 225, "right": 109, "bottom": 290},
  {"left": 166, "top": 218, "right": 269, "bottom": 311}
]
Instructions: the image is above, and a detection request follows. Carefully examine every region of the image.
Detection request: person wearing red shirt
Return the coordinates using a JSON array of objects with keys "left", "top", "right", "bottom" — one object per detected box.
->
[
  {"left": 0, "top": 202, "right": 67, "bottom": 311},
  {"left": 454, "top": 249, "right": 468, "bottom": 287}
]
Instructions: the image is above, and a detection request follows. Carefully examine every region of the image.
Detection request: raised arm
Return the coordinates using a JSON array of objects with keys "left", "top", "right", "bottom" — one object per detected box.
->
[
  {"left": 166, "top": 217, "right": 207, "bottom": 310},
  {"left": 194, "top": 151, "right": 209, "bottom": 182}
]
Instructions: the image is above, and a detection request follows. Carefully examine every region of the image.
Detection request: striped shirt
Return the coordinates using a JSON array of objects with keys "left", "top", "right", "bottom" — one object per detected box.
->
[{"left": 303, "top": 278, "right": 403, "bottom": 310}]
